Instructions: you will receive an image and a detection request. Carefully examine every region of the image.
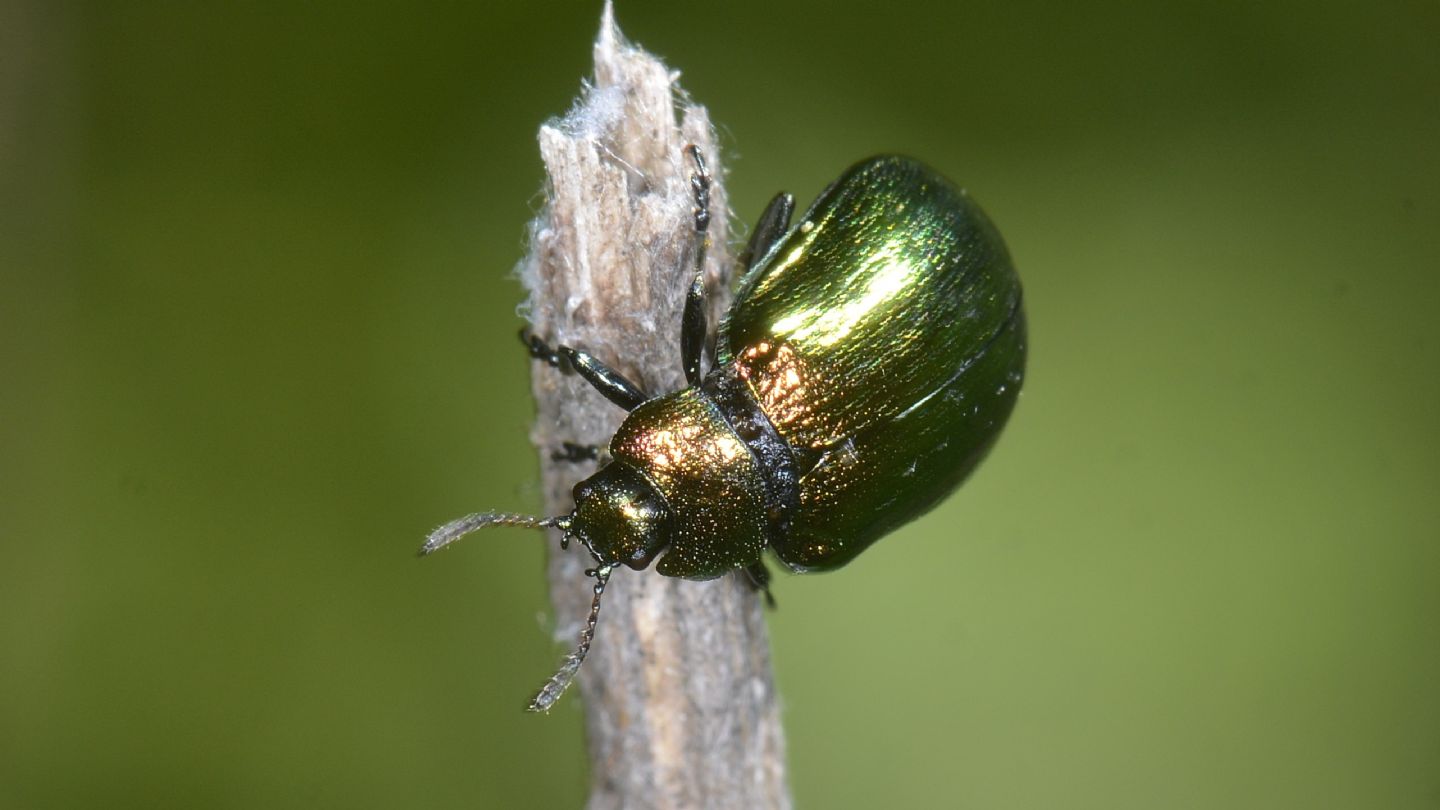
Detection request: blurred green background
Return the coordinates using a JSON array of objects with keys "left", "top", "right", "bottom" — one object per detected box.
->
[{"left": 3, "top": 1, "right": 1437, "bottom": 808}]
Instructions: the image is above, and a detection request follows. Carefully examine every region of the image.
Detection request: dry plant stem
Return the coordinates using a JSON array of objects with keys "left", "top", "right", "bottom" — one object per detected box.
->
[{"left": 517, "top": 7, "right": 791, "bottom": 810}]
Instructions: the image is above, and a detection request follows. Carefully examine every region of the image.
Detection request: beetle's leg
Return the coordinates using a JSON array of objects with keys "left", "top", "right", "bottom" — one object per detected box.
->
[
  {"left": 520, "top": 328, "right": 566, "bottom": 368},
  {"left": 681, "top": 145, "right": 711, "bottom": 388},
  {"left": 681, "top": 272, "right": 707, "bottom": 388},
  {"left": 520, "top": 329, "right": 651, "bottom": 411},
  {"left": 563, "top": 347, "right": 649, "bottom": 411},
  {"left": 741, "top": 560, "right": 777, "bottom": 609},
  {"left": 737, "top": 192, "right": 795, "bottom": 275},
  {"left": 551, "top": 442, "right": 601, "bottom": 463}
]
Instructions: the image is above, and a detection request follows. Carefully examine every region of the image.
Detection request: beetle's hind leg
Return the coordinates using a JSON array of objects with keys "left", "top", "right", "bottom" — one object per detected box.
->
[
  {"left": 741, "top": 560, "right": 778, "bottom": 609},
  {"left": 518, "top": 329, "right": 651, "bottom": 412}
]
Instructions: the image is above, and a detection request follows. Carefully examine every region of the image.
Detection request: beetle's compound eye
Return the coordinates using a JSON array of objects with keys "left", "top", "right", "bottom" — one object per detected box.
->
[{"left": 571, "top": 463, "right": 674, "bottom": 571}]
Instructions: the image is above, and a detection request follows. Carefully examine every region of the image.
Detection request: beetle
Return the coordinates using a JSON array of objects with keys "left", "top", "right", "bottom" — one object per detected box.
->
[{"left": 423, "top": 148, "right": 1026, "bottom": 711}]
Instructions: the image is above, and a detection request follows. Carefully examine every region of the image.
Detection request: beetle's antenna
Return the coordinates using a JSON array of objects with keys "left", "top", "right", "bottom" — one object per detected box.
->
[
  {"left": 528, "top": 563, "right": 613, "bottom": 713},
  {"left": 418, "top": 512, "right": 572, "bottom": 557}
]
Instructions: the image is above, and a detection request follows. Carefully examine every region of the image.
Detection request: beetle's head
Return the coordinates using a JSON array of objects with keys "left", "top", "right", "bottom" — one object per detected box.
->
[
  {"left": 416, "top": 461, "right": 673, "bottom": 714},
  {"left": 569, "top": 462, "right": 672, "bottom": 572}
]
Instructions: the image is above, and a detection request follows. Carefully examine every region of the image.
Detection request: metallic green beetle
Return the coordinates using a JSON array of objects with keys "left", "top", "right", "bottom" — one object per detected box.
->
[{"left": 424, "top": 150, "right": 1026, "bottom": 711}]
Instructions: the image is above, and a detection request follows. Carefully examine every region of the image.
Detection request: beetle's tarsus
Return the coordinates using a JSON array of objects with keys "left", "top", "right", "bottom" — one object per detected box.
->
[
  {"left": 552, "top": 442, "right": 601, "bottom": 463},
  {"left": 520, "top": 329, "right": 567, "bottom": 369},
  {"left": 684, "top": 144, "right": 711, "bottom": 234}
]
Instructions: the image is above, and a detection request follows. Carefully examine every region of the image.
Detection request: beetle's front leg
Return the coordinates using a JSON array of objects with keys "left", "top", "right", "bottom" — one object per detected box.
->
[{"left": 519, "top": 329, "right": 651, "bottom": 411}]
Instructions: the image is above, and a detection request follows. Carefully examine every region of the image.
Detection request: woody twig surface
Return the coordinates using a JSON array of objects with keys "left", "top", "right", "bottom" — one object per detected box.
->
[{"left": 516, "top": 7, "right": 791, "bottom": 809}]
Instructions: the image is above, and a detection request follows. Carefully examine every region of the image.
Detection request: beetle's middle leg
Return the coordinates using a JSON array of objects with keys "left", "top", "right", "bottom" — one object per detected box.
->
[
  {"left": 681, "top": 145, "right": 712, "bottom": 389},
  {"left": 737, "top": 192, "right": 795, "bottom": 275},
  {"left": 680, "top": 146, "right": 797, "bottom": 390}
]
